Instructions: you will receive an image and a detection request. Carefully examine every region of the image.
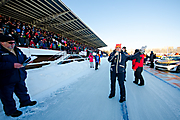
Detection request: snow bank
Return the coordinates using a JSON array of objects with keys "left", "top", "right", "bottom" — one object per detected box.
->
[{"left": 26, "top": 60, "right": 91, "bottom": 100}]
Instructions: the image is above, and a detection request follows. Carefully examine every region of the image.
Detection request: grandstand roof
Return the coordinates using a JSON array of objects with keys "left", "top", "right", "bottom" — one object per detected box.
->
[{"left": 0, "top": 0, "right": 107, "bottom": 48}]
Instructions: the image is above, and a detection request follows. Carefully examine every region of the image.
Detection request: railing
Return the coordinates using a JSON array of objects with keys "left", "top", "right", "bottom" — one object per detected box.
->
[{"left": 57, "top": 54, "right": 89, "bottom": 65}]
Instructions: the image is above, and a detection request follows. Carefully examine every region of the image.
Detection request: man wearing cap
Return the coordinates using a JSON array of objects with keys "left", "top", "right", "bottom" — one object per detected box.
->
[
  {"left": 108, "top": 44, "right": 145, "bottom": 103},
  {"left": 0, "top": 35, "right": 37, "bottom": 117}
]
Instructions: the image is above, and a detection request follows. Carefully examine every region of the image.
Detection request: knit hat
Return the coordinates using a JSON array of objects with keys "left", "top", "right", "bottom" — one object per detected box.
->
[
  {"left": 122, "top": 46, "right": 126, "bottom": 49},
  {"left": 115, "top": 44, "right": 121, "bottom": 48},
  {"left": 135, "top": 49, "right": 139, "bottom": 53},
  {"left": 0, "top": 35, "right": 15, "bottom": 42}
]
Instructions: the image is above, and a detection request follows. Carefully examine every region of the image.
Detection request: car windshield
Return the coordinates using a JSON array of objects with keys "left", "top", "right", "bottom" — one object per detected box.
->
[{"left": 162, "top": 56, "right": 180, "bottom": 61}]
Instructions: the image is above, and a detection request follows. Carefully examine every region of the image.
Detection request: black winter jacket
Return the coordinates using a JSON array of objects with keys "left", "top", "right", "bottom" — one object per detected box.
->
[
  {"left": 0, "top": 44, "right": 27, "bottom": 87},
  {"left": 108, "top": 50, "right": 141, "bottom": 73}
]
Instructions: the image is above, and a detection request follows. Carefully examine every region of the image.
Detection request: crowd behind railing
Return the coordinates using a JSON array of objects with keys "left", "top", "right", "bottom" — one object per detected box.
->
[{"left": 0, "top": 15, "right": 99, "bottom": 54}]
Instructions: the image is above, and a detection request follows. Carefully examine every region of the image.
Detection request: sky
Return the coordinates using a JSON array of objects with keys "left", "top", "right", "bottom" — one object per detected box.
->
[{"left": 61, "top": 0, "right": 180, "bottom": 51}]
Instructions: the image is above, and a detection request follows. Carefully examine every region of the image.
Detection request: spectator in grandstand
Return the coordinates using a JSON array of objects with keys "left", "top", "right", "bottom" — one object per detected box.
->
[
  {"left": 16, "top": 26, "right": 21, "bottom": 34},
  {"left": 10, "top": 31, "right": 17, "bottom": 42},
  {"left": 25, "top": 38, "right": 30, "bottom": 47},
  {"left": 53, "top": 41, "right": 57, "bottom": 50},
  {"left": 76, "top": 46, "right": 79, "bottom": 54},
  {"left": 0, "top": 35, "right": 37, "bottom": 117},
  {"left": 89, "top": 53, "right": 94, "bottom": 68},
  {"left": 37, "top": 39, "right": 43, "bottom": 48},
  {"left": 4, "top": 17, "right": 11, "bottom": 35},
  {"left": 11, "top": 20, "right": 17, "bottom": 30},
  {"left": 0, "top": 14, "right": 2, "bottom": 28},
  {"left": 94, "top": 53, "right": 100, "bottom": 70},
  {"left": 36, "top": 43, "right": 39, "bottom": 48},
  {"left": 132, "top": 49, "right": 145, "bottom": 86},
  {"left": 58, "top": 42, "right": 62, "bottom": 50},
  {"left": 0, "top": 28, "right": 3, "bottom": 35},
  {"left": 43, "top": 40, "right": 48, "bottom": 49},
  {"left": 73, "top": 45, "right": 77, "bottom": 53},
  {"left": 33, "top": 35, "right": 38, "bottom": 45},
  {"left": 3, "top": 17, "right": 8, "bottom": 35},
  {"left": 19, "top": 35, "right": 25, "bottom": 46},
  {"left": 30, "top": 39, "right": 35, "bottom": 48}
]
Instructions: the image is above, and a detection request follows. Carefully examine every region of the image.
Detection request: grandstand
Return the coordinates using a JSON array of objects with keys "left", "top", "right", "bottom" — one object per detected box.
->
[{"left": 0, "top": 0, "right": 107, "bottom": 48}]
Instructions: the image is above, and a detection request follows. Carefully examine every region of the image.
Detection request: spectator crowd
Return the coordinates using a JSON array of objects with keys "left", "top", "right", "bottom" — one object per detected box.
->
[{"left": 0, "top": 15, "right": 98, "bottom": 54}]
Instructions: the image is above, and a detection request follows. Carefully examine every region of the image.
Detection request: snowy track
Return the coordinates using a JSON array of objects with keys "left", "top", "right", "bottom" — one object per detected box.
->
[{"left": 0, "top": 58, "right": 180, "bottom": 120}]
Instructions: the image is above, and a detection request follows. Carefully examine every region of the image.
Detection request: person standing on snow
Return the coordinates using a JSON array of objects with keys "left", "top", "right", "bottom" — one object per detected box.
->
[
  {"left": 108, "top": 44, "right": 146, "bottom": 103},
  {"left": 88, "top": 53, "right": 94, "bottom": 68},
  {"left": 150, "top": 51, "right": 156, "bottom": 68},
  {"left": 94, "top": 53, "right": 100, "bottom": 70},
  {"left": 122, "top": 46, "right": 128, "bottom": 81},
  {"left": 0, "top": 35, "right": 37, "bottom": 117},
  {"left": 98, "top": 53, "right": 101, "bottom": 65},
  {"left": 132, "top": 49, "right": 145, "bottom": 86}
]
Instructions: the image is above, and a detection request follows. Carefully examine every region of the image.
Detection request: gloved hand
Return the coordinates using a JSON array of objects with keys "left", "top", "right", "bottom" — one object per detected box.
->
[
  {"left": 140, "top": 46, "right": 147, "bottom": 53},
  {"left": 115, "top": 52, "right": 119, "bottom": 56}
]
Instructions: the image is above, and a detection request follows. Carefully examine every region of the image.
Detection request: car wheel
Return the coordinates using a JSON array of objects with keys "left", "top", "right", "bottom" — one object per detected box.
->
[{"left": 176, "top": 65, "right": 180, "bottom": 73}]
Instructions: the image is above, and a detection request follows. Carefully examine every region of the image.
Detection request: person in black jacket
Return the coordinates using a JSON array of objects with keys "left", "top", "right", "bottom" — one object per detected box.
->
[
  {"left": 150, "top": 51, "right": 156, "bottom": 68},
  {"left": 108, "top": 44, "right": 146, "bottom": 103},
  {"left": 122, "top": 46, "right": 128, "bottom": 81},
  {"left": 0, "top": 35, "right": 37, "bottom": 117}
]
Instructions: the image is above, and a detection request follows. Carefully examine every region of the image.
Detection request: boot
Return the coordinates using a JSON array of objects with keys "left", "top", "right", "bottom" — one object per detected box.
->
[
  {"left": 6, "top": 110, "right": 22, "bottom": 117},
  {"left": 138, "top": 78, "right": 144, "bottom": 86},
  {"left": 20, "top": 101, "right": 37, "bottom": 108},
  {"left": 133, "top": 78, "right": 138, "bottom": 84},
  {"left": 119, "top": 97, "right": 126, "bottom": 103},
  {"left": 108, "top": 94, "right": 115, "bottom": 98}
]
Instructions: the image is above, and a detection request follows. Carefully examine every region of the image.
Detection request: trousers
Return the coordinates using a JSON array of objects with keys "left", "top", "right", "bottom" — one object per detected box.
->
[
  {"left": 134, "top": 67, "right": 144, "bottom": 84},
  {"left": 110, "top": 72, "right": 125, "bottom": 98},
  {"left": 0, "top": 80, "right": 31, "bottom": 115},
  {"left": 95, "top": 62, "right": 98, "bottom": 70}
]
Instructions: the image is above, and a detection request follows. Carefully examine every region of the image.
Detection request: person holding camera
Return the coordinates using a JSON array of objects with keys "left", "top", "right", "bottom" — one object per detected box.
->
[
  {"left": 108, "top": 44, "right": 146, "bottom": 103},
  {"left": 0, "top": 35, "right": 37, "bottom": 117}
]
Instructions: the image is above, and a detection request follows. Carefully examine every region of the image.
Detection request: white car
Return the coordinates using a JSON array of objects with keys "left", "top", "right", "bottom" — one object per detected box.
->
[
  {"left": 145, "top": 56, "right": 162, "bottom": 65},
  {"left": 154, "top": 56, "right": 180, "bottom": 73}
]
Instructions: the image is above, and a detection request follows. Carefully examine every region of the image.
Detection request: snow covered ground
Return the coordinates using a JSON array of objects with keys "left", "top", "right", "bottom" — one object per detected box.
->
[{"left": 0, "top": 58, "right": 180, "bottom": 120}]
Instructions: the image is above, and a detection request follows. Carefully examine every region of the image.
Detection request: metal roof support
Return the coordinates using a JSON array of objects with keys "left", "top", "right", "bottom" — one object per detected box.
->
[
  {"left": 0, "top": 0, "right": 107, "bottom": 48},
  {"left": 35, "top": 11, "right": 69, "bottom": 25},
  {"left": 60, "top": 19, "right": 78, "bottom": 26},
  {"left": 4, "top": 4, "right": 37, "bottom": 20},
  {"left": 68, "top": 28, "right": 88, "bottom": 34},
  {"left": 14, "top": 0, "right": 45, "bottom": 18}
]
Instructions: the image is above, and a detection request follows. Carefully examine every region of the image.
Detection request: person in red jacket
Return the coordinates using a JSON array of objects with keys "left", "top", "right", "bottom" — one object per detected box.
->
[
  {"left": 88, "top": 53, "right": 94, "bottom": 68},
  {"left": 29, "top": 40, "right": 35, "bottom": 48},
  {"left": 132, "top": 49, "right": 145, "bottom": 86}
]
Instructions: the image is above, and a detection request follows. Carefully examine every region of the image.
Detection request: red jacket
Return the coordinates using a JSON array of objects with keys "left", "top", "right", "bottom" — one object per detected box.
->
[
  {"left": 30, "top": 41, "right": 35, "bottom": 46},
  {"left": 132, "top": 54, "right": 144, "bottom": 70},
  {"left": 89, "top": 54, "right": 93, "bottom": 62}
]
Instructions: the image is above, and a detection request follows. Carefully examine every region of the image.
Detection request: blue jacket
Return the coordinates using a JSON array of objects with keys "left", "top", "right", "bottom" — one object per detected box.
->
[
  {"left": 0, "top": 44, "right": 27, "bottom": 87},
  {"left": 108, "top": 50, "right": 141, "bottom": 73},
  {"left": 94, "top": 55, "right": 100, "bottom": 63}
]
